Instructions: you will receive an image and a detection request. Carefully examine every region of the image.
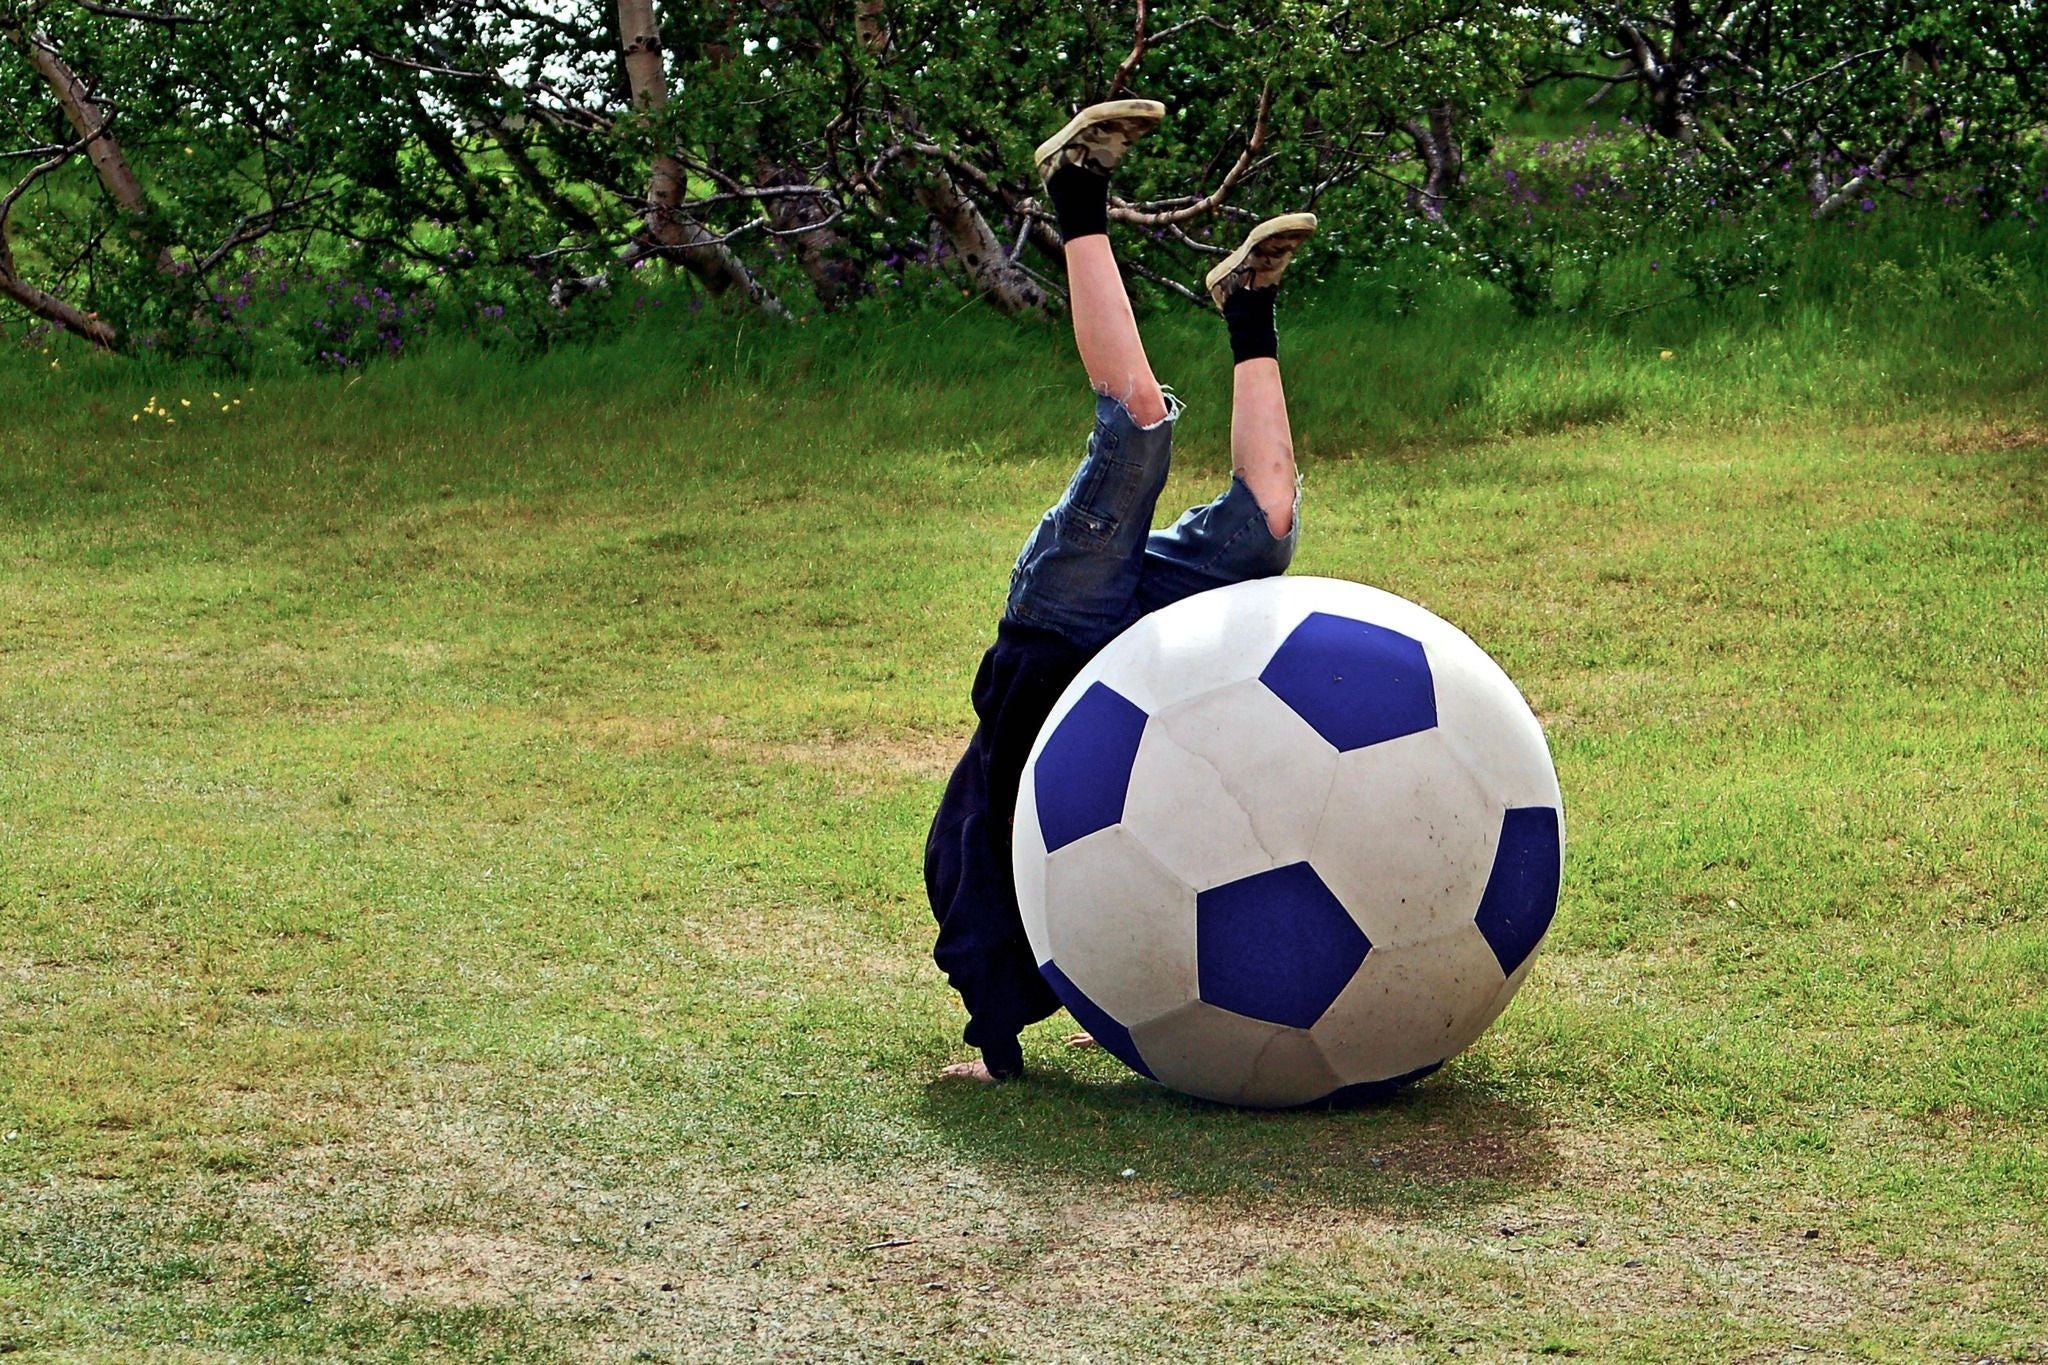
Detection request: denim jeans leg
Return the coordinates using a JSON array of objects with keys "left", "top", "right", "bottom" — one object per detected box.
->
[
  {"left": 1005, "top": 389, "right": 1181, "bottom": 651},
  {"left": 1134, "top": 472, "right": 1297, "bottom": 618}
]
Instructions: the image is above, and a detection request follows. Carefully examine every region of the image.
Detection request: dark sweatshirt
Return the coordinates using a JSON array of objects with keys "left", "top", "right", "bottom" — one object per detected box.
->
[{"left": 923, "top": 618, "right": 1096, "bottom": 1078}]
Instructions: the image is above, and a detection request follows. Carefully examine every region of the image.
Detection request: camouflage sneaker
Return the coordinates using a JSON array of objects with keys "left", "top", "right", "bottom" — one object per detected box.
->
[
  {"left": 1204, "top": 213, "right": 1319, "bottom": 307},
  {"left": 1033, "top": 99, "right": 1168, "bottom": 182}
]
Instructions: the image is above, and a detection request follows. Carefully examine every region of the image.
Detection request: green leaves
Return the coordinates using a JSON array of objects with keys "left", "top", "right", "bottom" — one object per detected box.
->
[{"left": 3, "top": 1, "right": 2045, "bottom": 356}]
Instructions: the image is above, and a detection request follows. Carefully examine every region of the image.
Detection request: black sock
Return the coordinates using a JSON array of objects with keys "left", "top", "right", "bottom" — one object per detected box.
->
[
  {"left": 1223, "top": 284, "right": 1279, "bottom": 364},
  {"left": 1047, "top": 162, "right": 1110, "bottom": 242}
]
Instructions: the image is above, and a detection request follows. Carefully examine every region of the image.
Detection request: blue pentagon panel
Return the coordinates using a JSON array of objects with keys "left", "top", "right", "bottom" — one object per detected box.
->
[
  {"left": 1319, "top": 1061, "right": 1444, "bottom": 1109},
  {"left": 1474, "top": 806, "right": 1563, "bottom": 975},
  {"left": 1260, "top": 612, "right": 1437, "bottom": 752},
  {"left": 1039, "top": 960, "right": 1155, "bottom": 1080},
  {"left": 1033, "top": 683, "right": 1150, "bottom": 854},
  {"left": 1196, "top": 862, "right": 1370, "bottom": 1030}
]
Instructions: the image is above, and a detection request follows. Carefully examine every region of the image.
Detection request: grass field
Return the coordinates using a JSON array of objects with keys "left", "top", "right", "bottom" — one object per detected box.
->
[{"left": 3, "top": 283, "right": 2046, "bottom": 1362}]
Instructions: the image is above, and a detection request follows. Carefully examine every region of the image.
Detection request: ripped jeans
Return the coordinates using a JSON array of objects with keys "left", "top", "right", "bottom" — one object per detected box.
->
[{"left": 1005, "top": 389, "right": 1297, "bottom": 652}]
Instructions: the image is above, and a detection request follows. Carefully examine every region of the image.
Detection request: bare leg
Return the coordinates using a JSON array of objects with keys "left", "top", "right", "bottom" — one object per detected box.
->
[
  {"left": 1231, "top": 357, "right": 1296, "bottom": 537},
  {"left": 1065, "top": 236, "right": 1168, "bottom": 427}
]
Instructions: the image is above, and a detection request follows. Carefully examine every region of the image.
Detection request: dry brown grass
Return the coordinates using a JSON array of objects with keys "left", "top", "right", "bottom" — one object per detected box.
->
[
  {"left": 133, "top": 1076, "right": 1999, "bottom": 1364},
  {"left": 570, "top": 712, "right": 961, "bottom": 782}
]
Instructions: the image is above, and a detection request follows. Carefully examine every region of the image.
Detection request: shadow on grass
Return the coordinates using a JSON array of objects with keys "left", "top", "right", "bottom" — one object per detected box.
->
[{"left": 917, "top": 1051, "right": 1559, "bottom": 1214}]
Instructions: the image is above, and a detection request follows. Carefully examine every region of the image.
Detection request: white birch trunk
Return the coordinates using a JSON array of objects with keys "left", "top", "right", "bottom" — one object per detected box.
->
[{"left": 612, "top": 0, "right": 783, "bottom": 315}]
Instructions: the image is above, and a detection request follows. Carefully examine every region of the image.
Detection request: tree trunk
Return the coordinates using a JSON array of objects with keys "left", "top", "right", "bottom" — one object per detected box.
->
[
  {"left": 405, "top": 90, "right": 490, "bottom": 227},
  {"left": 755, "top": 161, "right": 867, "bottom": 309},
  {"left": 0, "top": 239, "right": 117, "bottom": 347},
  {"left": 612, "top": 0, "right": 783, "bottom": 314},
  {"left": 855, "top": 0, "right": 889, "bottom": 54},
  {"left": 489, "top": 119, "right": 603, "bottom": 235},
  {"left": 0, "top": 18, "right": 145, "bottom": 346},
  {"left": 1812, "top": 104, "right": 1937, "bottom": 218},
  {"left": 854, "top": 1, "right": 1040, "bottom": 313},
  {"left": 1402, "top": 105, "right": 1464, "bottom": 217},
  {"left": 913, "top": 167, "right": 1048, "bottom": 315},
  {"left": 3, "top": 21, "right": 147, "bottom": 214},
  {"left": 1616, "top": 20, "right": 1700, "bottom": 143}
]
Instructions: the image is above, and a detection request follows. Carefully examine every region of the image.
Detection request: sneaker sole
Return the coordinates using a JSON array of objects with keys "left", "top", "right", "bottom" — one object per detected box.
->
[
  {"left": 1033, "top": 99, "right": 1168, "bottom": 178},
  {"left": 1204, "top": 212, "right": 1319, "bottom": 305}
]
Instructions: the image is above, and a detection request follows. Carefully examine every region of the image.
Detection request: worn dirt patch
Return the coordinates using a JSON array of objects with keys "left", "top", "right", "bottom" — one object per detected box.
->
[
  {"left": 193, "top": 1079, "right": 2037, "bottom": 1362},
  {"left": 571, "top": 712, "right": 959, "bottom": 780},
  {"left": 1368, "top": 1118, "right": 1553, "bottom": 1184},
  {"left": 504, "top": 1163, "right": 1971, "bottom": 1361},
  {"left": 335, "top": 1231, "right": 588, "bottom": 1308},
  {"left": 1930, "top": 423, "right": 2048, "bottom": 455}
]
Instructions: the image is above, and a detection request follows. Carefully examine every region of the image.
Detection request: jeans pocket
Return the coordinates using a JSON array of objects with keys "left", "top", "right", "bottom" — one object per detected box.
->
[{"left": 1058, "top": 503, "right": 1115, "bottom": 549}]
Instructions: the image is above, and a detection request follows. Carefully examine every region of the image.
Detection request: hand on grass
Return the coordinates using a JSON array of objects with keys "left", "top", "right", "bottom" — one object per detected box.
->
[{"left": 938, "top": 1037, "right": 1091, "bottom": 1082}]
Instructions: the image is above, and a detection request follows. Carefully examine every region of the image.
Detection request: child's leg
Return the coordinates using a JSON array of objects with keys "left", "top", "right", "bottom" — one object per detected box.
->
[
  {"left": 1230, "top": 356, "right": 1295, "bottom": 537},
  {"left": 1137, "top": 215, "right": 1315, "bottom": 615},
  {"left": 1004, "top": 102, "right": 1178, "bottom": 651},
  {"left": 1066, "top": 236, "right": 1168, "bottom": 426},
  {"left": 1038, "top": 100, "right": 1170, "bottom": 420},
  {"left": 1134, "top": 358, "right": 1296, "bottom": 616}
]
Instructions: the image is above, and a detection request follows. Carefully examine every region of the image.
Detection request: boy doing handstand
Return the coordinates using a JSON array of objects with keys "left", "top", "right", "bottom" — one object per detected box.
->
[{"left": 925, "top": 100, "right": 1317, "bottom": 1081}]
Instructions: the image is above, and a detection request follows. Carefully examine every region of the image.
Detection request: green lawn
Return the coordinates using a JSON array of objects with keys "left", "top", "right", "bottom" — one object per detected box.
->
[{"left": 2, "top": 296, "right": 2045, "bottom": 1362}]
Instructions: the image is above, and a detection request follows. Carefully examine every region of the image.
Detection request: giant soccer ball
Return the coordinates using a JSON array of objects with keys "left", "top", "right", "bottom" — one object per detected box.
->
[{"left": 1014, "top": 576, "right": 1563, "bottom": 1107}]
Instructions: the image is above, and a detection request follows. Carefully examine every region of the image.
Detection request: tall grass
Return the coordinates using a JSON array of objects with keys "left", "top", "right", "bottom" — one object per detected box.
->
[{"left": 7, "top": 208, "right": 2044, "bottom": 498}]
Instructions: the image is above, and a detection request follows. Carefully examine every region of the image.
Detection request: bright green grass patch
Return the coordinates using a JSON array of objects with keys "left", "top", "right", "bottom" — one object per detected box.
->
[{"left": 2, "top": 293, "right": 2045, "bottom": 1361}]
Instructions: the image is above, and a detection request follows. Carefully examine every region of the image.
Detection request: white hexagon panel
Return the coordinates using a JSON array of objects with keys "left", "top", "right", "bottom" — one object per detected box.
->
[{"left": 1015, "top": 576, "right": 1564, "bottom": 1107}]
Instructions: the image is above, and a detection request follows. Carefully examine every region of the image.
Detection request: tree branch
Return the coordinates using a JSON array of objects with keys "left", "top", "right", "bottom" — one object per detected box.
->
[
  {"left": 358, "top": 47, "right": 497, "bottom": 81},
  {"left": 0, "top": 134, "right": 87, "bottom": 226},
  {"left": 1777, "top": 45, "right": 1893, "bottom": 97},
  {"left": 0, "top": 142, "right": 117, "bottom": 347},
  {"left": 67, "top": 0, "right": 208, "bottom": 26},
  {"left": 462, "top": 0, "right": 614, "bottom": 51},
  {"left": 1812, "top": 103, "right": 1937, "bottom": 218},
  {"left": 194, "top": 190, "right": 332, "bottom": 275},
  {"left": 1118, "top": 252, "right": 1204, "bottom": 306},
  {"left": 1106, "top": 0, "right": 1147, "bottom": 99},
  {"left": 2, "top": 19, "right": 148, "bottom": 215},
  {"left": 1108, "top": 83, "right": 1273, "bottom": 227},
  {"left": 0, "top": 256, "right": 118, "bottom": 347}
]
